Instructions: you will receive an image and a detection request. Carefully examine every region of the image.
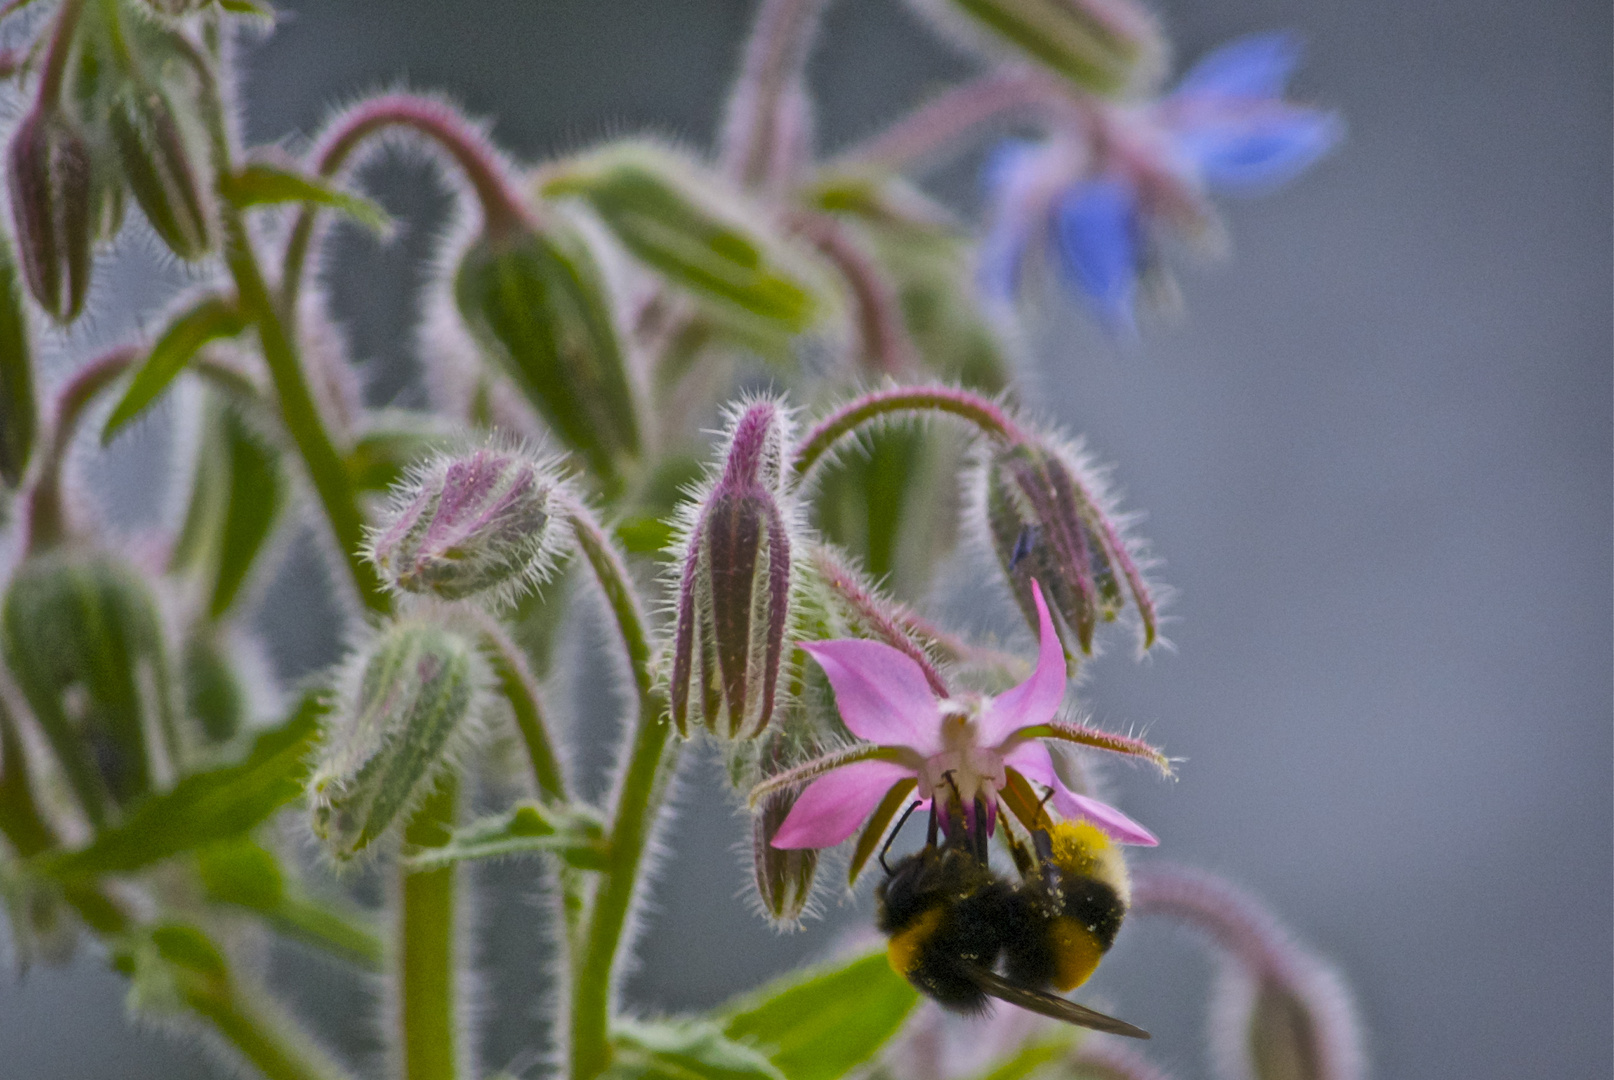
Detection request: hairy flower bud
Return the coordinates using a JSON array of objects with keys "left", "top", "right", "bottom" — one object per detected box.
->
[
  {"left": 6, "top": 108, "right": 94, "bottom": 322},
  {"left": 669, "top": 401, "right": 796, "bottom": 740},
  {"left": 309, "top": 620, "right": 486, "bottom": 861},
  {"left": 1, "top": 552, "right": 176, "bottom": 826},
  {"left": 984, "top": 437, "right": 1156, "bottom": 655},
  {"left": 110, "top": 84, "right": 216, "bottom": 260},
  {"left": 908, "top": 0, "right": 1166, "bottom": 97},
  {"left": 751, "top": 786, "right": 818, "bottom": 926},
  {"left": 454, "top": 220, "right": 640, "bottom": 487},
  {"left": 0, "top": 234, "right": 35, "bottom": 488},
  {"left": 367, "top": 447, "right": 566, "bottom": 605}
]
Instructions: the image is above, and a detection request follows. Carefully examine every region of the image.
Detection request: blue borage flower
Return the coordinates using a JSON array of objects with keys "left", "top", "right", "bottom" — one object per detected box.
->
[{"left": 979, "top": 32, "right": 1342, "bottom": 332}]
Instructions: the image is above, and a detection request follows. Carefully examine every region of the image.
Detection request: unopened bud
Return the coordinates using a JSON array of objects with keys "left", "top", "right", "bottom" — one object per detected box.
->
[
  {"left": 669, "top": 401, "right": 796, "bottom": 740},
  {"left": 6, "top": 108, "right": 94, "bottom": 322},
  {"left": 1, "top": 553, "right": 176, "bottom": 826},
  {"left": 367, "top": 448, "right": 566, "bottom": 606},
  {"left": 454, "top": 221, "right": 640, "bottom": 486},
  {"left": 0, "top": 233, "right": 35, "bottom": 488},
  {"left": 984, "top": 437, "right": 1156, "bottom": 655},
  {"left": 752, "top": 786, "right": 818, "bottom": 926},
  {"left": 309, "top": 620, "right": 486, "bottom": 861},
  {"left": 110, "top": 85, "right": 216, "bottom": 260},
  {"left": 181, "top": 630, "right": 246, "bottom": 746},
  {"left": 909, "top": 0, "right": 1166, "bottom": 97}
]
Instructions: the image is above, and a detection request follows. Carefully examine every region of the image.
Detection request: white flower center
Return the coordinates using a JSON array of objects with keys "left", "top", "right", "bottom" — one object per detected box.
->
[{"left": 919, "top": 704, "right": 1006, "bottom": 815}]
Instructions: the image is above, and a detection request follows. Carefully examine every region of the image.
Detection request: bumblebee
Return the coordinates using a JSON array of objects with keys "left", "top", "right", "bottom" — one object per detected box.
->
[{"left": 875, "top": 798, "right": 1147, "bottom": 1039}]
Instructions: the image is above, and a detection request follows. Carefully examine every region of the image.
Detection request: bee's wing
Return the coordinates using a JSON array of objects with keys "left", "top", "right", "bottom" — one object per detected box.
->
[{"left": 963, "top": 965, "right": 1151, "bottom": 1040}]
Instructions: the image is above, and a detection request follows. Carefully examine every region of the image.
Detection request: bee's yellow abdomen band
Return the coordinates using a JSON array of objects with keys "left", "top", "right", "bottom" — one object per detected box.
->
[
  {"left": 1048, "top": 915, "right": 1105, "bottom": 992},
  {"left": 887, "top": 907, "right": 945, "bottom": 978}
]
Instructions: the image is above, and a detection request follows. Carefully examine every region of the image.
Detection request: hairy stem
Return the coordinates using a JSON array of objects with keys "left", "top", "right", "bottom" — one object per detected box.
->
[
  {"left": 563, "top": 501, "right": 677, "bottom": 1080},
  {"left": 792, "top": 385, "right": 1024, "bottom": 479},
  {"left": 190, "top": 984, "right": 355, "bottom": 1080},
  {"left": 834, "top": 70, "right": 1068, "bottom": 171},
  {"left": 398, "top": 776, "right": 460, "bottom": 1080},
  {"left": 720, "top": 0, "right": 831, "bottom": 188},
  {"left": 473, "top": 614, "right": 568, "bottom": 801},
  {"left": 281, "top": 94, "right": 530, "bottom": 312},
  {"left": 24, "top": 347, "right": 137, "bottom": 553}
]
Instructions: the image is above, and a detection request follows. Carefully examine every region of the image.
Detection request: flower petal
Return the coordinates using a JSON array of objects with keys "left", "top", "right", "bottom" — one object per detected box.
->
[
  {"left": 1003, "top": 741, "right": 1157, "bottom": 846},
  {"left": 977, "top": 140, "right": 1047, "bottom": 300},
  {"left": 1175, "top": 31, "right": 1304, "bottom": 101},
  {"left": 1176, "top": 109, "right": 1342, "bottom": 193},
  {"left": 1051, "top": 178, "right": 1140, "bottom": 333},
  {"left": 770, "top": 759, "right": 916, "bottom": 850},
  {"left": 979, "top": 579, "right": 1068, "bottom": 745},
  {"left": 800, "top": 638, "right": 943, "bottom": 754}
]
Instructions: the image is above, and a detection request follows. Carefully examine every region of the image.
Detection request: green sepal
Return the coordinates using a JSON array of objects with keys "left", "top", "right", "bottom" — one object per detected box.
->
[
  {"left": 607, "top": 1019, "right": 785, "bottom": 1080},
  {"left": 217, "top": 0, "right": 276, "bottom": 19},
  {"left": 36, "top": 690, "right": 328, "bottom": 881},
  {"left": 102, "top": 295, "right": 249, "bottom": 444},
  {"left": 718, "top": 949, "right": 920, "bottom": 1080},
  {"left": 0, "top": 234, "right": 35, "bottom": 488},
  {"left": 942, "top": 0, "right": 1163, "bottom": 96},
  {"left": 403, "top": 801, "right": 608, "bottom": 872},
  {"left": 345, "top": 412, "right": 454, "bottom": 495},
  {"left": 544, "top": 145, "right": 820, "bottom": 355},
  {"left": 1, "top": 553, "right": 177, "bottom": 825},
  {"left": 222, "top": 162, "right": 390, "bottom": 235},
  {"left": 196, "top": 839, "right": 383, "bottom": 969},
  {"left": 455, "top": 223, "right": 640, "bottom": 487}
]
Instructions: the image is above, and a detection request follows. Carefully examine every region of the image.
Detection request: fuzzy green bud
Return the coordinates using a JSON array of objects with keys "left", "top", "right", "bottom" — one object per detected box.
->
[
  {"left": 6, "top": 108, "right": 94, "bottom": 322},
  {"left": 1, "top": 552, "right": 176, "bottom": 826},
  {"left": 910, "top": 0, "right": 1166, "bottom": 96},
  {"left": 454, "top": 221, "right": 640, "bottom": 486},
  {"left": 181, "top": 630, "right": 246, "bottom": 746},
  {"left": 985, "top": 437, "right": 1156, "bottom": 655},
  {"left": 309, "top": 620, "right": 485, "bottom": 860},
  {"left": 367, "top": 447, "right": 566, "bottom": 605},
  {"left": 670, "top": 401, "right": 796, "bottom": 740},
  {"left": 110, "top": 83, "right": 216, "bottom": 260}
]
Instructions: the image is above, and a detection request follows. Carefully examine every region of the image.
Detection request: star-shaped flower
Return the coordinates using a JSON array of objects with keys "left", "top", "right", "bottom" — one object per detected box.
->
[
  {"left": 754, "top": 580, "right": 1165, "bottom": 854},
  {"left": 978, "top": 32, "right": 1342, "bottom": 332}
]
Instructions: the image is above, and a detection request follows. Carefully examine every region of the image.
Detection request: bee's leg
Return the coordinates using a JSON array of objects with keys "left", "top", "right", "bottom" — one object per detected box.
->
[
  {"left": 926, "top": 799, "right": 939, "bottom": 848},
  {"left": 972, "top": 796, "right": 991, "bottom": 862},
  {"left": 880, "top": 800, "right": 922, "bottom": 874}
]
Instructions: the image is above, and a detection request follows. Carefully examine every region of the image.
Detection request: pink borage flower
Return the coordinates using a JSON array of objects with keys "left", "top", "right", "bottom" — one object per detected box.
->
[{"left": 753, "top": 580, "right": 1167, "bottom": 856}]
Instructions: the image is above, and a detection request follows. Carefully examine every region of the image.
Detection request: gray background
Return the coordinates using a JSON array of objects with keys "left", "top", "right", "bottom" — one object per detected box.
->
[{"left": 0, "top": 1, "right": 1607, "bottom": 1078}]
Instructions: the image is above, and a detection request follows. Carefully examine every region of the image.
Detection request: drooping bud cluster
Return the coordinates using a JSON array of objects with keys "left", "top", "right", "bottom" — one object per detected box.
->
[
  {"left": 669, "top": 400, "right": 798, "bottom": 740},
  {"left": 309, "top": 619, "right": 487, "bottom": 861},
  {"left": 0, "top": 552, "right": 177, "bottom": 826},
  {"left": 366, "top": 447, "right": 567, "bottom": 606},
  {"left": 983, "top": 434, "right": 1157, "bottom": 656}
]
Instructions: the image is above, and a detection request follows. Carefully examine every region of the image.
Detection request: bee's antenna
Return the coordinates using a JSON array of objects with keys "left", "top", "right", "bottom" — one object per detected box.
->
[{"left": 880, "top": 800, "right": 922, "bottom": 874}]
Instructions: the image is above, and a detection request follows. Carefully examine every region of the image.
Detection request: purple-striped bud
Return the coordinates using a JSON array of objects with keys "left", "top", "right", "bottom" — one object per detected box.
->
[
  {"left": 366, "top": 448, "right": 566, "bottom": 606},
  {"left": 669, "top": 401, "right": 797, "bottom": 740},
  {"left": 751, "top": 784, "right": 819, "bottom": 926},
  {"left": 6, "top": 108, "right": 93, "bottom": 323},
  {"left": 110, "top": 85, "right": 216, "bottom": 260},
  {"left": 984, "top": 435, "right": 1157, "bottom": 655}
]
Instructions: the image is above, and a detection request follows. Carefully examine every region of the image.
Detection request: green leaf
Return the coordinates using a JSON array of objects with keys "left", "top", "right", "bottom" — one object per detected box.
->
[
  {"left": 608, "top": 1019, "right": 785, "bottom": 1080},
  {"left": 967, "top": 1037, "right": 1079, "bottom": 1080},
  {"left": 102, "top": 296, "right": 248, "bottom": 444},
  {"left": 403, "top": 801, "right": 608, "bottom": 872},
  {"left": 38, "top": 691, "right": 329, "bottom": 881},
  {"left": 719, "top": 949, "right": 919, "bottom": 1080},
  {"left": 345, "top": 415, "right": 452, "bottom": 494},
  {"left": 223, "top": 162, "right": 390, "bottom": 234},
  {"left": 218, "top": 0, "right": 275, "bottom": 16}
]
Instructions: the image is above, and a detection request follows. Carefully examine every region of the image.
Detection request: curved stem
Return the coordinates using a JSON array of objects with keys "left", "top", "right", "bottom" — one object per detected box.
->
[
  {"left": 280, "top": 94, "right": 530, "bottom": 313},
  {"left": 833, "top": 70, "right": 1070, "bottom": 172},
  {"left": 563, "top": 499, "right": 676, "bottom": 1080},
  {"left": 34, "top": 0, "right": 84, "bottom": 109},
  {"left": 24, "top": 347, "right": 138, "bottom": 552},
  {"left": 792, "top": 385, "right": 1024, "bottom": 480},
  {"left": 189, "top": 984, "right": 355, "bottom": 1080},
  {"left": 719, "top": 0, "right": 830, "bottom": 189},
  {"left": 472, "top": 613, "right": 567, "bottom": 801}
]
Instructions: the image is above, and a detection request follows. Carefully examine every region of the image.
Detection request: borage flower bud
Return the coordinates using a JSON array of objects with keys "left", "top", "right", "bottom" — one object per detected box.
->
[
  {"left": 6, "top": 108, "right": 94, "bottom": 322},
  {"left": 454, "top": 216, "right": 640, "bottom": 488},
  {"left": 110, "top": 84, "right": 216, "bottom": 260},
  {"left": 0, "top": 552, "right": 176, "bottom": 826},
  {"left": 309, "top": 619, "right": 488, "bottom": 861},
  {"left": 0, "top": 235, "right": 35, "bottom": 489},
  {"left": 983, "top": 435, "right": 1157, "bottom": 655},
  {"left": 669, "top": 400, "right": 797, "bottom": 740},
  {"left": 751, "top": 785, "right": 818, "bottom": 927},
  {"left": 366, "top": 447, "right": 567, "bottom": 606},
  {"left": 908, "top": 0, "right": 1166, "bottom": 97}
]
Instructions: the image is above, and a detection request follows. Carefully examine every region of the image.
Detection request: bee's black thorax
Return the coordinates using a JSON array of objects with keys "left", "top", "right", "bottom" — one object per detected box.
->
[{"left": 877, "top": 843, "right": 1015, "bottom": 1013}]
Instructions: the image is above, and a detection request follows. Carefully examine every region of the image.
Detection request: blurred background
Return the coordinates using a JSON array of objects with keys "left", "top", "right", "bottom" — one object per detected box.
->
[{"left": 0, "top": 1, "right": 1608, "bottom": 1078}]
